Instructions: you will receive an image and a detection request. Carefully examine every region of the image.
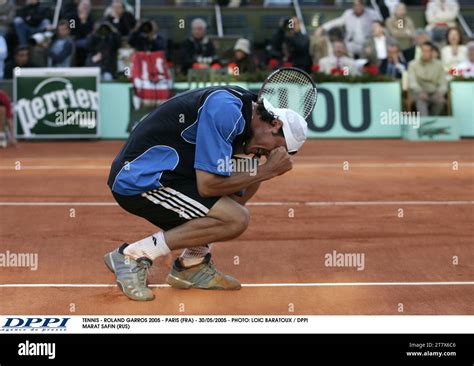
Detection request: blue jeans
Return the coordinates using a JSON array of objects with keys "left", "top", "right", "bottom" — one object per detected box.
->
[{"left": 14, "top": 17, "right": 51, "bottom": 46}]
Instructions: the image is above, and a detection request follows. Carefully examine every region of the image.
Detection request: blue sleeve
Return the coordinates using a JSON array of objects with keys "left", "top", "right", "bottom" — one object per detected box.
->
[{"left": 194, "top": 91, "right": 245, "bottom": 176}]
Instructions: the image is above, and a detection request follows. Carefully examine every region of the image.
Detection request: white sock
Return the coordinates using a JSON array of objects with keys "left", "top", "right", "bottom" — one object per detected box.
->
[
  {"left": 180, "top": 244, "right": 211, "bottom": 267},
  {"left": 124, "top": 231, "right": 171, "bottom": 261}
]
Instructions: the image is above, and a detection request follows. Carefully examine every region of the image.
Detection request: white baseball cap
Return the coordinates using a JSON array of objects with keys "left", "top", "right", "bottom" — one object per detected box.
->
[{"left": 262, "top": 97, "right": 308, "bottom": 153}]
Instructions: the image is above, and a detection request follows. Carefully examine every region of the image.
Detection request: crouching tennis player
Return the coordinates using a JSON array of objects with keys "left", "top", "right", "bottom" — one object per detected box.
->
[{"left": 105, "top": 85, "right": 308, "bottom": 301}]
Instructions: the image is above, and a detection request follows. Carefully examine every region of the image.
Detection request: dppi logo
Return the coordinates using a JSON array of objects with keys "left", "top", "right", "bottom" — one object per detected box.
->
[{"left": 2, "top": 318, "right": 70, "bottom": 332}]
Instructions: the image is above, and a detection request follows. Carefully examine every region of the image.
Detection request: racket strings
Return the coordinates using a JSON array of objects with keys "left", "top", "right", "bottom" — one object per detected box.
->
[{"left": 260, "top": 68, "right": 317, "bottom": 119}]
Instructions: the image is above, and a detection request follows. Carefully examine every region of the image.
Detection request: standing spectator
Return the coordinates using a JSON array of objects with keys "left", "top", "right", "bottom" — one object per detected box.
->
[
  {"left": 69, "top": 0, "right": 94, "bottom": 66},
  {"left": 13, "top": 0, "right": 51, "bottom": 46},
  {"left": 408, "top": 42, "right": 447, "bottom": 116},
  {"left": 385, "top": 3, "right": 415, "bottom": 50},
  {"left": 105, "top": 0, "right": 136, "bottom": 37},
  {"left": 0, "top": 0, "right": 15, "bottom": 36},
  {"left": 317, "top": 0, "right": 382, "bottom": 58},
  {"left": 231, "top": 38, "right": 254, "bottom": 74},
  {"left": 129, "top": 20, "right": 166, "bottom": 52},
  {"left": 282, "top": 17, "right": 311, "bottom": 73},
  {"left": 319, "top": 40, "right": 359, "bottom": 75},
  {"left": 379, "top": 43, "right": 407, "bottom": 78},
  {"left": 179, "top": 18, "right": 217, "bottom": 74},
  {"left": 0, "top": 32, "right": 6, "bottom": 79},
  {"left": 454, "top": 41, "right": 474, "bottom": 78},
  {"left": 85, "top": 21, "right": 121, "bottom": 81},
  {"left": 425, "top": 0, "right": 459, "bottom": 31},
  {"left": 441, "top": 27, "right": 467, "bottom": 74},
  {"left": 3, "top": 46, "right": 35, "bottom": 79},
  {"left": 363, "top": 21, "right": 394, "bottom": 66},
  {"left": 403, "top": 28, "right": 430, "bottom": 63},
  {"left": 48, "top": 20, "right": 74, "bottom": 67},
  {"left": 0, "top": 89, "right": 16, "bottom": 145},
  {"left": 270, "top": 17, "right": 311, "bottom": 72}
]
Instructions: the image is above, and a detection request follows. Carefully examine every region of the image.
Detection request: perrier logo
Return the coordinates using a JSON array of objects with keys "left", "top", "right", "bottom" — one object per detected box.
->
[{"left": 16, "top": 76, "right": 99, "bottom": 136}]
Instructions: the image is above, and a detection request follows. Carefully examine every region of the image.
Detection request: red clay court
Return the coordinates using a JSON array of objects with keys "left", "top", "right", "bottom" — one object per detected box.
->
[{"left": 0, "top": 139, "right": 473, "bottom": 315}]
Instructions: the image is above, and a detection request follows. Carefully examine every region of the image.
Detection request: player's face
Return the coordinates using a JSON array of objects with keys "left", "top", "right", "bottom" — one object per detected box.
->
[{"left": 244, "top": 104, "right": 287, "bottom": 157}]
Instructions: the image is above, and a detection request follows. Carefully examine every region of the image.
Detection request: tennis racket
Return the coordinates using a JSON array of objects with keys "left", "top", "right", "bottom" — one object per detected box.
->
[{"left": 258, "top": 67, "right": 317, "bottom": 120}]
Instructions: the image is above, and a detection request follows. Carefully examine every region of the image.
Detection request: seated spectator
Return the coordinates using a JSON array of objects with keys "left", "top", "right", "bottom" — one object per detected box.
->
[
  {"left": 129, "top": 20, "right": 166, "bottom": 52},
  {"left": 68, "top": 0, "right": 94, "bottom": 66},
  {"left": 85, "top": 21, "right": 121, "bottom": 81},
  {"left": 4, "top": 46, "right": 35, "bottom": 79},
  {"left": 105, "top": 0, "right": 136, "bottom": 37},
  {"left": 441, "top": 27, "right": 467, "bottom": 74},
  {"left": 0, "top": 33, "right": 6, "bottom": 79},
  {"left": 13, "top": 0, "right": 51, "bottom": 46},
  {"left": 408, "top": 41, "right": 447, "bottom": 116},
  {"left": 379, "top": 43, "right": 407, "bottom": 78},
  {"left": 319, "top": 40, "right": 359, "bottom": 76},
  {"left": 363, "top": 21, "right": 394, "bottom": 66},
  {"left": 48, "top": 20, "right": 73, "bottom": 67},
  {"left": 454, "top": 41, "right": 474, "bottom": 78},
  {"left": 425, "top": 0, "right": 459, "bottom": 31},
  {"left": 318, "top": 0, "right": 382, "bottom": 58},
  {"left": 179, "top": 18, "right": 218, "bottom": 74},
  {"left": 0, "top": 0, "right": 15, "bottom": 36},
  {"left": 403, "top": 28, "right": 429, "bottom": 63},
  {"left": 0, "top": 89, "right": 15, "bottom": 145},
  {"left": 230, "top": 38, "right": 254, "bottom": 74},
  {"left": 309, "top": 27, "right": 332, "bottom": 66},
  {"left": 385, "top": 3, "right": 415, "bottom": 50}
]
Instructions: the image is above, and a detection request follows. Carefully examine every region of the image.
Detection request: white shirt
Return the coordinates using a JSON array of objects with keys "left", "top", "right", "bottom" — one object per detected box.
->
[{"left": 374, "top": 36, "right": 387, "bottom": 60}]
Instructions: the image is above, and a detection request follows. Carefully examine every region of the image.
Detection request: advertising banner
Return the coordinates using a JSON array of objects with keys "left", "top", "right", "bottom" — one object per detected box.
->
[{"left": 14, "top": 68, "right": 100, "bottom": 139}]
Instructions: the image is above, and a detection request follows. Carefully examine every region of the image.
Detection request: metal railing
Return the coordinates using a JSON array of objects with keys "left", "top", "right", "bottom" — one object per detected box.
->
[{"left": 457, "top": 13, "right": 473, "bottom": 39}]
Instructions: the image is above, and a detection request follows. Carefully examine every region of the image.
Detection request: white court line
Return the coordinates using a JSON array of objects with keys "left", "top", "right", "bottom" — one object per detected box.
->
[
  {"left": 1, "top": 281, "right": 474, "bottom": 288},
  {"left": 0, "top": 201, "right": 473, "bottom": 206},
  {"left": 1, "top": 163, "right": 474, "bottom": 170}
]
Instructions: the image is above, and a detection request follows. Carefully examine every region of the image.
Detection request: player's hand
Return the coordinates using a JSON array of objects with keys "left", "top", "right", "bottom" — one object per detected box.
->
[{"left": 263, "top": 146, "right": 293, "bottom": 178}]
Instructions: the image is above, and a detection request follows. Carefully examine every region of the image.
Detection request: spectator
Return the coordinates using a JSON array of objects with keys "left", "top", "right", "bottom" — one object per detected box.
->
[
  {"left": 129, "top": 20, "right": 166, "bottom": 52},
  {"left": 105, "top": 0, "right": 136, "bottom": 37},
  {"left": 13, "top": 0, "right": 51, "bottom": 46},
  {"left": 179, "top": 18, "right": 217, "bottom": 74},
  {"left": 270, "top": 17, "right": 311, "bottom": 72},
  {"left": 408, "top": 41, "right": 447, "bottom": 116},
  {"left": 69, "top": 0, "right": 94, "bottom": 66},
  {"left": 48, "top": 20, "right": 73, "bottom": 67},
  {"left": 85, "top": 21, "right": 121, "bottom": 81},
  {"left": 0, "top": 33, "right": 6, "bottom": 78},
  {"left": 282, "top": 17, "right": 311, "bottom": 73},
  {"left": 0, "top": 0, "right": 15, "bottom": 36},
  {"left": 4, "top": 46, "right": 35, "bottom": 79},
  {"left": 454, "top": 41, "right": 474, "bottom": 78},
  {"left": 379, "top": 43, "right": 407, "bottom": 78},
  {"left": 363, "top": 21, "right": 394, "bottom": 66},
  {"left": 309, "top": 26, "right": 333, "bottom": 66},
  {"left": 425, "top": 0, "right": 459, "bottom": 31},
  {"left": 385, "top": 3, "right": 415, "bottom": 50},
  {"left": 0, "top": 89, "right": 16, "bottom": 145},
  {"left": 317, "top": 0, "right": 382, "bottom": 58},
  {"left": 319, "top": 40, "right": 359, "bottom": 75},
  {"left": 231, "top": 38, "right": 254, "bottom": 74},
  {"left": 403, "top": 28, "right": 429, "bottom": 63},
  {"left": 441, "top": 27, "right": 467, "bottom": 74}
]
